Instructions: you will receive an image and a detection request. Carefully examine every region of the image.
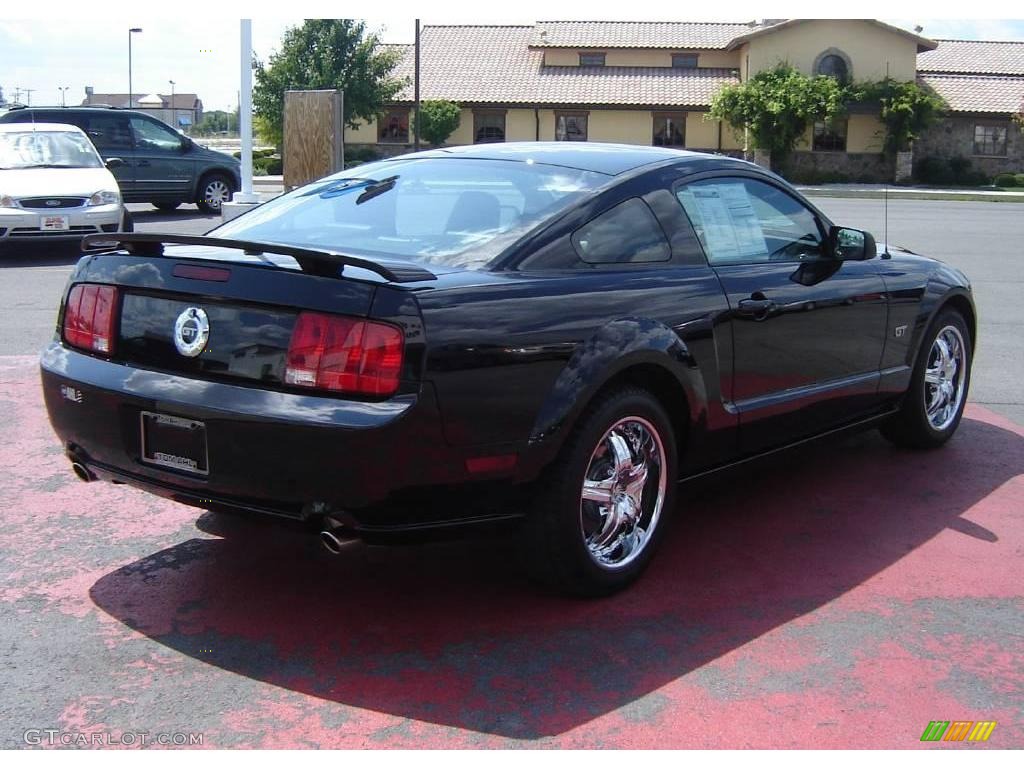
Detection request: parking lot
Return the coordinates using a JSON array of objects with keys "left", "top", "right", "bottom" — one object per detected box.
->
[{"left": 1, "top": 197, "right": 1021, "bottom": 747}]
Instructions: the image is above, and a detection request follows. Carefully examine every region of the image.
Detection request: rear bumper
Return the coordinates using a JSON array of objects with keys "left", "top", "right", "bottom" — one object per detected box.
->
[{"left": 41, "top": 341, "right": 516, "bottom": 516}]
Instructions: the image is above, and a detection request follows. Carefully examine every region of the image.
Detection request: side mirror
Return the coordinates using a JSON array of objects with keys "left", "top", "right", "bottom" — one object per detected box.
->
[
  {"left": 105, "top": 157, "right": 125, "bottom": 170},
  {"left": 180, "top": 136, "right": 193, "bottom": 153},
  {"left": 829, "top": 226, "right": 876, "bottom": 261}
]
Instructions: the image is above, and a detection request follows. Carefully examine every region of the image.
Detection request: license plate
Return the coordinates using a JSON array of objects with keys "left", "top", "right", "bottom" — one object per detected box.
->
[
  {"left": 140, "top": 411, "right": 209, "bottom": 475},
  {"left": 40, "top": 215, "right": 70, "bottom": 231}
]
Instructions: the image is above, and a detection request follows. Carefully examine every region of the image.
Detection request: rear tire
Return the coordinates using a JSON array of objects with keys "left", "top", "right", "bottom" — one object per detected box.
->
[
  {"left": 196, "top": 173, "right": 233, "bottom": 214},
  {"left": 520, "top": 387, "right": 678, "bottom": 596},
  {"left": 880, "top": 309, "right": 972, "bottom": 449}
]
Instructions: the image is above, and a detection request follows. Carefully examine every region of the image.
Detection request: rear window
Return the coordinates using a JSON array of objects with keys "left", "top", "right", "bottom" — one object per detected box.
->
[{"left": 211, "top": 157, "right": 608, "bottom": 269}]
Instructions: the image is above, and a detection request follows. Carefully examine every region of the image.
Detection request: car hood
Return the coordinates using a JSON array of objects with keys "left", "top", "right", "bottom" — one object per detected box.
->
[{"left": 0, "top": 167, "right": 119, "bottom": 198}]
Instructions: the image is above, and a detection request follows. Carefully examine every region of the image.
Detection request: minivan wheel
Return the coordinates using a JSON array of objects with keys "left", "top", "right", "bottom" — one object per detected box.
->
[
  {"left": 196, "top": 174, "right": 233, "bottom": 214},
  {"left": 521, "top": 387, "right": 678, "bottom": 596}
]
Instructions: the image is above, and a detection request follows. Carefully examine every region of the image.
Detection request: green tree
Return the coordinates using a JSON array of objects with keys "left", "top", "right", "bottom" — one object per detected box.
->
[
  {"left": 847, "top": 78, "right": 945, "bottom": 155},
  {"left": 194, "top": 109, "right": 239, "bottom": 136},
  {"left": 253, "top": 19, "right": 405, "bottom": 148},
  {"left": 709, "top": 63, "right": 846, "bottom": 167},
  {"left": 415, "top": 100, "right": 461, "bottom": 146}
]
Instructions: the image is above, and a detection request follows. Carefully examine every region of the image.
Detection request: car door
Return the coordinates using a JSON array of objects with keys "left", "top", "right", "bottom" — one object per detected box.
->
[
  {"left": 128, "top": 116, "right": 194, "bottom": 201},
  {"left": 81, "top": 113, "right": 135, "bottom": 198},
  {"left": 675, "top": 174, "right": 888, "bottom": 454}
]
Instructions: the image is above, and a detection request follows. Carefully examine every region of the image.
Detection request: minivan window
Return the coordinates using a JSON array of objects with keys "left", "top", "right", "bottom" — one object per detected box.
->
[
  {"left": 85, "top": 116, "right": 133, "bottom": 151},
  {"left": 130, "top": 117, "right": 182, "bottom": 151}
]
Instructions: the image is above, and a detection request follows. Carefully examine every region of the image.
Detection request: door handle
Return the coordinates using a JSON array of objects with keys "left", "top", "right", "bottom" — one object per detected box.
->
[
  {"left": 737, "top": 296, "right": 776, "bottom": 320},
  {"left": 136, "top": 160, "right": 150, "bottom": 167}
]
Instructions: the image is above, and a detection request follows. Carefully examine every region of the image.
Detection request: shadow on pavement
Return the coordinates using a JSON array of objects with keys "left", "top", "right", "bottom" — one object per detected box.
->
[{"left": 89, "top": 416, "right": 1023, "bottom": 739}]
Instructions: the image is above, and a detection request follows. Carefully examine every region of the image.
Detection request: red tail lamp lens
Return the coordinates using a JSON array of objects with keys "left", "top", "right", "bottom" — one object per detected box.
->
[
  {"left": 63, "top": 284, "right": 119, "bottom": 354},
  {"left": 285, "top": 312, "right": 404, "bottom": 396}
]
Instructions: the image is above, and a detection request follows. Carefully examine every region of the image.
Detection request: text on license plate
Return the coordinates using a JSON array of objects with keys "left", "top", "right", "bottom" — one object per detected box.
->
[
  {"left": 40, "top": 215, "right": 70, "bottom": 231},
  {"left": 140, "top": 411, "right": 209, "bottom": 475}
]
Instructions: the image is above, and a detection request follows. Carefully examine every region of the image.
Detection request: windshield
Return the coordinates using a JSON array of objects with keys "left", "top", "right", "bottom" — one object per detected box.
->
[
  {"left": 212, "top": 157, "right": 608, "bottom": 269},
  {"left": 0, "top": 130, "right": 104, "bottom": 169}
]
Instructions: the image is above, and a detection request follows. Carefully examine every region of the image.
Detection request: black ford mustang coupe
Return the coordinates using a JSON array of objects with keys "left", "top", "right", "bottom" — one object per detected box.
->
[{"left": 41, "top": 143, "right": 975, "bottom": 594}]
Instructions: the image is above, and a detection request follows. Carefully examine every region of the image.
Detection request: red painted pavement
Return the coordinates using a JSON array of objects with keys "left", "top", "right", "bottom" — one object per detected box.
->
[{"left": 1, "top": 354, "right": 1021, "bottom": 748}]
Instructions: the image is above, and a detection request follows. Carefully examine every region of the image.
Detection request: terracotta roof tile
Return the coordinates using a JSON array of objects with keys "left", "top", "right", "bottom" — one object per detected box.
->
[
  {"left": 917, "top": 39, "right": 1024, "bottom": 76},
  {"left": 390, "top": 26, "right": 738, "bottom": 107},
  {"left": 530, "top": 21, "right": 752, "bottom": 50},
  {"left": 919, "top": 73, "right": 1024, "bottom": 113}
]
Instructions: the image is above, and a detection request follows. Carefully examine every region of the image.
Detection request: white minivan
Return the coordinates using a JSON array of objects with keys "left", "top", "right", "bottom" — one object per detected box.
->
[{"left": 0, "top": 122, "right": 130, "bottom": 251}]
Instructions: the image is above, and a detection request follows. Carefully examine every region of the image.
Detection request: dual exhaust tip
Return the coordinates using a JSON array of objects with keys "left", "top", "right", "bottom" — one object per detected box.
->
[{"left": 71, "top": 459, "right": 356, "bottom": 554}]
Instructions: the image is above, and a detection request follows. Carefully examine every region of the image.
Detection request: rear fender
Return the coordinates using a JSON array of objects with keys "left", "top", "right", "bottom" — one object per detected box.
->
[{"left": 523, "top": 317, "right": 706, "bottom": 470}]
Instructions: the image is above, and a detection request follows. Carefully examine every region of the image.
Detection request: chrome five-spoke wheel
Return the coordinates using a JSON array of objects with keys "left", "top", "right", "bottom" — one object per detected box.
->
[
  {"left": 924, "top": 325, "right": 967, "bottom": 432},
  {"left": 580, "top": 416, "right": 667, "bottom": 570}
]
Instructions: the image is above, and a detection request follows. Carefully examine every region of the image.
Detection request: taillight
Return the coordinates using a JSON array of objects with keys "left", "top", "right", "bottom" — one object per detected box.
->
[
  {"left": 285, "top": 312, "right": 404, "bottom": 396},
  {"left": 63, "top": 284, "right": 119, "bottom": 355}
]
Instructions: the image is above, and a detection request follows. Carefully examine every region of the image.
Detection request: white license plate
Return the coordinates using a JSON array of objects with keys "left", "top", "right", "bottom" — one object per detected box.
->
[{"left": 40, "top": 215, "right": 70, "bottom": 231}]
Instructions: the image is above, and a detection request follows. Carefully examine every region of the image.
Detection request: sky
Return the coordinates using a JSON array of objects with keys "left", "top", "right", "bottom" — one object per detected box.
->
[{"left": 2, "top": 12, "right": 1023, "bottom": 114}]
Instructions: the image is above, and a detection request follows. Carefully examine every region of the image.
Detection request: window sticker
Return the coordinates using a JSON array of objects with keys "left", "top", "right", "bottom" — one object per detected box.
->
[{"left": 678, "top": 182, "right": 768, "bottom": 263}]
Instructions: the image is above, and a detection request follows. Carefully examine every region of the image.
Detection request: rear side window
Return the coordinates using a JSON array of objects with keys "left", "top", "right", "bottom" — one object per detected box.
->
[
  {"left": 84, "top": 116, "right": 133, "bottom": 152},
  {"left": 571, "top": 198, "right": 671, "bottom": 265}
]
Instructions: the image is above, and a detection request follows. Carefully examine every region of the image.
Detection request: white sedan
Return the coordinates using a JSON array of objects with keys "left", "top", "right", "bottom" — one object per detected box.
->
[{"left": 0, "top": 122, "right": 129, "bottom": 250}]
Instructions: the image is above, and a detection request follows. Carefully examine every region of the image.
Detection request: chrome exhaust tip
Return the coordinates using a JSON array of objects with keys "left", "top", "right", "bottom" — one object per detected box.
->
[
  {"left": 71, "top": 462, "right": 94, "bottom": 482},
  {"left": 320, "top": 528, "right": 359, "bottom": 555}
]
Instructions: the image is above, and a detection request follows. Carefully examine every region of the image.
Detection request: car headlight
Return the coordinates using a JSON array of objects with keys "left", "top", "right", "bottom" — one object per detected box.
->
[
  {"left": 88, "top": 190, "right": 121, "bottom": 206},
  {"left": 0, "top": 194, "right": 16, "bottom": 209}
]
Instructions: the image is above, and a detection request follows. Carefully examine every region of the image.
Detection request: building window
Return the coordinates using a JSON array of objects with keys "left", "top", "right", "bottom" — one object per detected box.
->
[
  {"left": 378, "top": 109, "right": 409, "bottom": 143},
  {"left": 653, "top": 113, "right": 686, "bottom": 148},
  {"left": 815, "top": 53, "right": 850, "bottom": 83},
  {"left": 813, "top": 119, "right": 847, "bottom": 152},
  {"left": 671, "top": 53, "right": 698, "bottom": 68},
  {"left": 578, "top": 52, "right": 606, "bottom": 67},
  {"left": 555, "top": 112, "right": 588, "bottom": 142},
  {"left": 973, "top": 124, "right": 1008, "bottom": 156},
  {"left": 474, "top": 111, "right": 506, "bottom": 144}
]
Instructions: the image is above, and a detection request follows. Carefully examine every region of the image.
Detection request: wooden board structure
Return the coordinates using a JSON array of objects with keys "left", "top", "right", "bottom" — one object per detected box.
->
[{"left": 283, "top": 89, "right": 344, "bottom": 190}]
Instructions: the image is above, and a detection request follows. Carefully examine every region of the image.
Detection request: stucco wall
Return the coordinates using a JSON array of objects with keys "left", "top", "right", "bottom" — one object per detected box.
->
[
  {"left": 743, "top": 20, "right": 919, "bottom": 81},
  {"left": 542, "top": 49, "right": 740, "bottom": 68},
  {"left": 344, "top": 116, "right": 379, "bottom": 144}
]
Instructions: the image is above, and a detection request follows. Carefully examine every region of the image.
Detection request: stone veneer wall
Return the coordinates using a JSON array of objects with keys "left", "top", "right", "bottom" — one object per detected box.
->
[
  {"left": 915, "top": 115, "right": 1023, "bottom": 178},
  {"left": 782, "top": 151, "right": 893, "bottom": 183}
]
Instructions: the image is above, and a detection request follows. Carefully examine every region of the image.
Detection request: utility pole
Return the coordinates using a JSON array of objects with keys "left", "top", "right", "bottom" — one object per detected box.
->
[
  {"left": 59, "top": 86, "right": 70, "bottom": 107},
  {"left": 169, "top": 80, "right": 176, "bottom": 129},
  {"left": 414, "top": 19, "right": 421, "bottom": 151},
  {"left": 21, "top": 88, "right": 34, "bottom": 106},
  {"left": 128, "top": 27, "right": 142, "bottom": 108}
]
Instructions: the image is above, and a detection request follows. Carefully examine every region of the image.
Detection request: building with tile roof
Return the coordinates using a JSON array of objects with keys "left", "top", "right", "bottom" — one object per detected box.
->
[
  {"left": 80, "top": 91, "right": 203, "bottom": 129},
  {"left": 343, "top": 19, "right": 1023, "bottom": 181}
]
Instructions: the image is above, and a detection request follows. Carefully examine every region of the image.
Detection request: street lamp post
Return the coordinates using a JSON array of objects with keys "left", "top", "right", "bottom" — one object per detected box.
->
[
  {"left": 58, "top": 86, "right": 69, "bottom": 107},
  {"left": 169, "top": 80, "right": 176, "bottom": 130},
  {"left": 128, "top": 27, "right": 142, "bottom": 108}
]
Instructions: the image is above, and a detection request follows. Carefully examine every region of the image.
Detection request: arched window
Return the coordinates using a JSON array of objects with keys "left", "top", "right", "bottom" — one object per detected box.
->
[{"left": 816, "top": 53, "right": 849, "bottom": 83}]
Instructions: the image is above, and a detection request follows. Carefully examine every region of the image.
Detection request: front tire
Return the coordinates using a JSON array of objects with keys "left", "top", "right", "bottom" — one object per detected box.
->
[
  {"left": 880, "top": 308, "right": 972, "bottom": 449},
  {"left": 196, "top": 173, "right": 233, "bottom": 214},
  {"left": 521, "top": 387, "right": 678, "bottom": 596}
]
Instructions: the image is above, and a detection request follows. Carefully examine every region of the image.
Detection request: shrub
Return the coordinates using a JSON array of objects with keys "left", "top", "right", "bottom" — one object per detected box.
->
[
  {"left": 345, "top": 145, "right": 381, "bottom": 163},
  {"left": 994, "top": 172, "right": 1018, "bottom": 187},
  {"left": 913, "top": 156, "right": 954, "bottom": 185}
]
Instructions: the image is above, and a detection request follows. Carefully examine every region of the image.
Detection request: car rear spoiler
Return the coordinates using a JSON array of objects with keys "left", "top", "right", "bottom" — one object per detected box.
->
[{"left": 80, "top": 232, "right": 437, "bottom": 283}]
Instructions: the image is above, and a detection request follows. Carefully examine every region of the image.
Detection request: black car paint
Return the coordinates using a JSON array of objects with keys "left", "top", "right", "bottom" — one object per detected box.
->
[{"left": 39, "top": 146, "right": 975, "bottom": 534}]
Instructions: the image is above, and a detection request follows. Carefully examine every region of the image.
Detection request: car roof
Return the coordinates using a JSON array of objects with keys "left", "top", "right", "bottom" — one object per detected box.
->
[
  {"left": 407, "top": 142, "right": 728, "bottom": 176},
  {"left": 0, "top": 122, "right": 86, "bottom": 134}
]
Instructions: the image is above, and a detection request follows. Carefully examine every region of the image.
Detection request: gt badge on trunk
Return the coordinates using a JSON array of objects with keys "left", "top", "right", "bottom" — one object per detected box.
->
[{"left": 174, "top": 307, "right": 210, "bottom": 358}]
